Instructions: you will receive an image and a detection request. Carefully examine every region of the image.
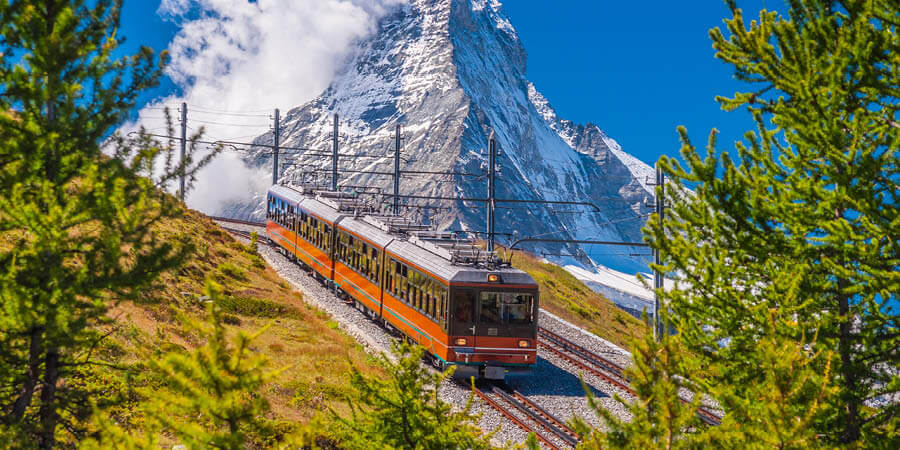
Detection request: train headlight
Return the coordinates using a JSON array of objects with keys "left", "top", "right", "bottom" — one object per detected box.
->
[
  {"left": 487, "top": 274, "right": 501, "bottom": 283},
  {"left": 455, "top": 338, "right": 468, "bottom": 346},
  {"left": 518, "top": 340, "right": 529, "bottom": 348}
]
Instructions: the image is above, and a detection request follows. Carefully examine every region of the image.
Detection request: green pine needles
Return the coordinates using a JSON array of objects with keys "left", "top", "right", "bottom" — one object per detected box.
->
[
  {"left": 83, "top": 280, "right": 286, "bottom": 449},
  {"left": 0, "top": 0, "right": 214, "bottom": 447},
  {"left": 332, "top": 342, "right": 495, "bottom": 450},
  {"left": 572, "top": 313, "right": 707, "bottom": 450},
  {"left": 639, "top": 0, "right": 900, "bottom": 446}
]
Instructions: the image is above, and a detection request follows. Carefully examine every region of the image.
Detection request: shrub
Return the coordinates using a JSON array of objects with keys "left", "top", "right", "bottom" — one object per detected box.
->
[
  {"left": 218, "top": 262, "right": 248, "bottom": 282},
  {"left": 218, "top": 295, "right": 294, "bottom": 318}
]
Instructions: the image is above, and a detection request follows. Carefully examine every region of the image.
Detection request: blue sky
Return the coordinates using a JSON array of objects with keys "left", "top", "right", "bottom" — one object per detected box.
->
[
  {"left": 119, "top": 0, "right": 775, "bottom": 166},
  {"left": 501, "top": 0, "right": 775, "bottom": 165}
]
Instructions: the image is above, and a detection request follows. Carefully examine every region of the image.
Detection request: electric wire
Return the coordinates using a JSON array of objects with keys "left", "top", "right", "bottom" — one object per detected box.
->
[
  {"left": 187, "top": 104, "right": 273, "bottom": 114},
  {"left": 187, "top": 118, "right": 271, "bottom": 128}
]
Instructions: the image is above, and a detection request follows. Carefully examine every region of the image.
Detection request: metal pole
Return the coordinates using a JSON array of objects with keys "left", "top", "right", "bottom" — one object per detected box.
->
[
  {"left": 654, "top": 163, "right": 664, "bottom": 340},
  {"left": 487, "top": 131, "right": 496, "bottom": 253},
  {"left": 273, "top": 108, "right": 280, "bottom": 185},
  {"left": 394, "top": 123, "right": 401, "bottom": 215},
  {"left": 332, "top": 114, "right": 339, "bottom": 191},
  {"left": 180, "top": 102, "right": 187, "bottom": 201}
]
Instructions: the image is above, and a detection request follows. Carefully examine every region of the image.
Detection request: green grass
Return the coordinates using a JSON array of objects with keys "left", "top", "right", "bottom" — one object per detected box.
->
[
  {"left": 218, "top": 261, "right": 248, "bottom": 281},
  {"left": 217, "top": 294, "right": 296, "bottom": 318},
  {"left": 93, "top": 209, "right": 384, "bottom": 444},
  {"left": 505, "top": 248, "right": 647, "bottom": 348}
]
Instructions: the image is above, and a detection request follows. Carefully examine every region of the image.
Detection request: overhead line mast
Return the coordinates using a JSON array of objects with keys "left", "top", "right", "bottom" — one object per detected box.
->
[
  {"left": 332, "top": 114, "right": 339, "bottom": 191},
  {"left": 653, "top": 163, "right": 665, "bottom": 341},
  {"left": 170, "top": 105, "right": 657, "bottom": 327},
  {"left": 394, "top": 123, "right": 401, "bottom": 214},
  {"left": 179, "top": 102, "right": 187, "bottom": 201},
  {"left": 487, "top": 131, "right": 498, "bottom": 253},
  {"left": 272, "top": 108, "right": 280, "bottom": 185}
]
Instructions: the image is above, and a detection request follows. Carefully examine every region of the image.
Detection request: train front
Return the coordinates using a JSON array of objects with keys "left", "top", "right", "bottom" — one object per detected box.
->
[{"left": 446, "top": 269, "right": 539, "bottom": 380}]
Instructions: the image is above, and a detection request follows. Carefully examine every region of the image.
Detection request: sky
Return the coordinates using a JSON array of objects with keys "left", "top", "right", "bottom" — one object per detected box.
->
[
  {"left": 501, "top": 0, "right": 777, "bottom": 165},
  {"left": 119, "top": 0, "right": 778, "bottom": 168}
]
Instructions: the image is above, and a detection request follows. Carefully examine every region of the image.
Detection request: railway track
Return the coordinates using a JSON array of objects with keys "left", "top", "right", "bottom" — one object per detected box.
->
[
  {"left": 212, "top": 214, "right": 722, "bottom": 430},
  {"left": 208, "top": 215, "right": 266, "bottom": 227},
  {"left": 470, "top": 381, "right": 579, "bottom": 449},
  {"left": 537, "top": 327, "right": 723, "bottom": 426}
]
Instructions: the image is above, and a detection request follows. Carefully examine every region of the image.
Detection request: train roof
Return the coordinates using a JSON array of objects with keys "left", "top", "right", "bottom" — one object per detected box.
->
[
  {"left": 267, "top": 184, "right": 537, "bottom": 287},
  {"left": 298, "top": 197, "right": 344, "bottom": 224},
  {"left": 269, "top": 184, "right": 305, "bottom": 204},
  {"left": 337, "top": 214, "right": 394, "bottom": 248},
  {"left": 384, "top": 238, "right": 536, "bottom": 286}
]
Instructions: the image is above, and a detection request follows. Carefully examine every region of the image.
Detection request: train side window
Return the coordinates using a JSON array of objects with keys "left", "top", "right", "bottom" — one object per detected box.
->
[
  {"left": 431, "top": 289, "right": 439, "bottom": 322},
  {"left": 415, "top": 284, "right": 422, "bottom": 311},
  {"left": 370, "top": 248, "right": 379, "bottom": 282},
  {"left": 424, "top": 279, "right": 433, "bottom": 318},
  {"left": 442, "top": 288, "right": 449, "bottom": 327},
  {"left": 390, "top": 260, "right": 397, "bottom": 295},
  {"left": 387, "top": 259, "right": 395, "bottom": 293}
]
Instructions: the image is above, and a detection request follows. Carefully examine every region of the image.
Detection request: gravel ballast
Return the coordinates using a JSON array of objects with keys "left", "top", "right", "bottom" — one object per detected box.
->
[{"left": 219, "top": 222, "right": 636, "bottom": 445}]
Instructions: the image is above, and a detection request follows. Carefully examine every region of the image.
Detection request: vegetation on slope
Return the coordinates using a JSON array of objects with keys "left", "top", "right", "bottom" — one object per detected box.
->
[
  {"left": 504, "top": 249, "right": 647, "bottom": 348},
  {"left": 76, "top": 210, "right": 383, "bottom": 446}
]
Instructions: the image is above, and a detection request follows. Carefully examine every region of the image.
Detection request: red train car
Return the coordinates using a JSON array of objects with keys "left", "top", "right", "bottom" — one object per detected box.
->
[{"left": 266, "top": 185, "right": 538, "bottom": 379}]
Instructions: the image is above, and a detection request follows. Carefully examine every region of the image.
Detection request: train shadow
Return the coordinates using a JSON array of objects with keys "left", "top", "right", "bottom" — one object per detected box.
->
[{"left": 504, "top": 356, "right": 610, "bottom": 399}]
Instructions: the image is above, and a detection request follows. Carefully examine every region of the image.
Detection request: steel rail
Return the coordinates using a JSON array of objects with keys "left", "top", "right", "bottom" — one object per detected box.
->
[
  {"left": 208, "top": 216, "right": 266, "bottom": 227},
  {"left": 538, "top": 328, "right": 626, "bottom": 377},
  {"left": 511, "top": 389, "right": 579, "bottom": 441},
  {"left": 469, "top": 384, "right": 563, "bottom": 450},
  {"left": 493, "top": 384, "right": 579, "bottom": 447},
  {"left": 537, "top": 327, "right": 722, "bottom": 427}
]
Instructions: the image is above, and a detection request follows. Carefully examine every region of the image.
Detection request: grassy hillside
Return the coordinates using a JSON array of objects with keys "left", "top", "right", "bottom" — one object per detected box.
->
[
  {"left": 506, "top": 249, "right": 647, "bottom": 348},
  {"left": 85, "top": 210, "right": 382, "bottom": 443}
]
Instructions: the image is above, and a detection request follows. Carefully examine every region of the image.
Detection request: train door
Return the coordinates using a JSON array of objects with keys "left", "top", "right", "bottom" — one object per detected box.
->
[{"left": 451, "top": 289, "right": 477, "bottom": 348}]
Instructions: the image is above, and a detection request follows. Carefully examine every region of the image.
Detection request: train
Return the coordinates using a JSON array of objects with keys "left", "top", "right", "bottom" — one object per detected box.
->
[{"left": 265, "top": 184, "right": 539, "bottom": 380}]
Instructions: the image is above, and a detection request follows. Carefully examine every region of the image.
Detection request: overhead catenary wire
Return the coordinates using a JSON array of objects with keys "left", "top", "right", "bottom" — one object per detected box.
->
[
  {"left": 135, "top": 133, "right": 397, "bottom": 159},
  {"left": 186, "top": 104, "right": 274, "bottom": 114},
  {"left": 187, "top": 118, "right": 272, "bottom": 128},
  {"left": 161, "top": 106, "right": 655, "bottom": 286},
  {"left": 142, "top": 105, "right": 270, "bottom": 118}
]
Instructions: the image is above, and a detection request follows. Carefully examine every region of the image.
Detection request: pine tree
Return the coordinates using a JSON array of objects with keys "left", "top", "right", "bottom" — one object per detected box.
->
[
  {"left": 571, "top": 313, "right": 707, "bottom": 450},
  {"left": 81, "top": 280, "right": 282, "bottom": 449},
  {"left": 141, "top": 279, "right": 280, "bottom": 449},
  {"left": 644, "top": 0, "right": 900, "bottom": 444},
  {"left": 333, "top": 342, "right": 494, "bottom": 450},
  {"left": 0, "top": 0, "right": 214, "bottom": 446},
  {"left": 707, "top": 310, "right": 836, "bottom": 449},
  {"left": 573, "top": 311, "right": 835, "bottom": 449}
]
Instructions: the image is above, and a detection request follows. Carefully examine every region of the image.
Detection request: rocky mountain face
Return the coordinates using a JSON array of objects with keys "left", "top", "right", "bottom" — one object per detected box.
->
[{"left": 227, "top": 0, "right": 656, "bottom": 274}]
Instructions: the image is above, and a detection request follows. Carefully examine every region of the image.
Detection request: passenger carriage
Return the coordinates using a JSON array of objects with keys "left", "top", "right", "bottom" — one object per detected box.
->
[{"left": 266, "top": 185, "right": 538, "bottom": 380}]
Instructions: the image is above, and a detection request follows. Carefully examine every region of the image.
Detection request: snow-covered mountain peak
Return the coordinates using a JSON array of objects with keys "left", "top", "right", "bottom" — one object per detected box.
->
[{"left": 230, "top": 0, "right": 657, "bottom": 274}]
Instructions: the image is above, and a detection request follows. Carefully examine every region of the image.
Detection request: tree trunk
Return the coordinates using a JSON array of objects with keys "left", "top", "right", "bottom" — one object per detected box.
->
[
  {"left": 9, "top": 327, "right": 43, "bottom": 423},
  {"left": 837, "top": 284, "right": 860, "bottom": 444},
  {"left": 37, "top": 347, "right": 59, "bottom": 450}
]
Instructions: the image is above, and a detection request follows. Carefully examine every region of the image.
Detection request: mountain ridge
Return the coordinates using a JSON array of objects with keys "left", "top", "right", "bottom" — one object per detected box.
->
[{"left": 227, "top": 0, "right": 655, "bottom": 275}]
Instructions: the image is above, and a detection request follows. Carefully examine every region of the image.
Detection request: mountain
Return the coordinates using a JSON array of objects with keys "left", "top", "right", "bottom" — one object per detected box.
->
[{"left": 227, "top": 0, "right": 656, "bottom": 275}]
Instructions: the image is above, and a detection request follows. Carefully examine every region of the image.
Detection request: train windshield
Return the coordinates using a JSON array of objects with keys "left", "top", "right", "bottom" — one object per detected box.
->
[{"left": 479, "top": 292, "right": 534, "bottom": 325}]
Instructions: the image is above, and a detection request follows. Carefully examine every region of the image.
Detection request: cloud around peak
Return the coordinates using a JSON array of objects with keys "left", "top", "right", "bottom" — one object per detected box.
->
[{"left": 128, "top": 0, "right": 407, "bottom": 215}]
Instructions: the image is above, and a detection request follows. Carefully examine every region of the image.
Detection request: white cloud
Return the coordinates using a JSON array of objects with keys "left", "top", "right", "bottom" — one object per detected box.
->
[{"left": 127, "top": 0, "right": 406, "bottom": 216}]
